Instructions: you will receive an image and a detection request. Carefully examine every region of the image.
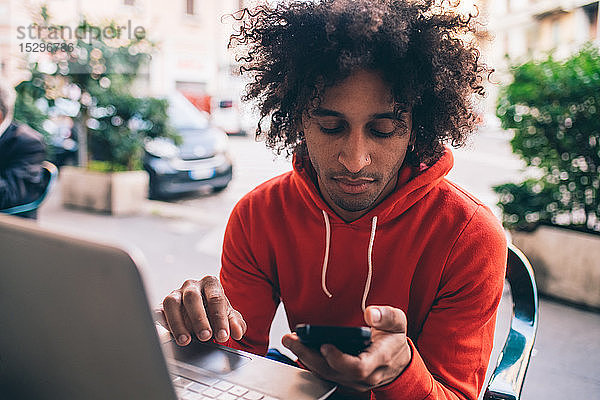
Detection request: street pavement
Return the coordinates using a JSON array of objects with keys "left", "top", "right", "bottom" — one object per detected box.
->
[{"left": 37, "top": 130, "right": 600, "bottom": 399}]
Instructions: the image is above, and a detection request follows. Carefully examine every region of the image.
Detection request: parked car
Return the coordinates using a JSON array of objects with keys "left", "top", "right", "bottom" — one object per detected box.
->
[
  {"left": 210, "top": 98, "right": 256, "bottom": 136},
  {"left": 143, "top": 93, "right": 233, "bottom": 199}
]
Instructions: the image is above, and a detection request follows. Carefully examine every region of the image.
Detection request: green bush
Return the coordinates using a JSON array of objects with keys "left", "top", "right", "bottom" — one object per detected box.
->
[{"left": 494, "top": 45, "right": 600, "bottom": 235}]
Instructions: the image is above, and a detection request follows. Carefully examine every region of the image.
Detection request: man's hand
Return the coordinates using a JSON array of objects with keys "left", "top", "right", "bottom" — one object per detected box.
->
[
  {"left": 160, "top": 277, "right": 247, "bottom": 346},
  {"left": 282, "top": 306, "right": 411, "bottom": 392}
]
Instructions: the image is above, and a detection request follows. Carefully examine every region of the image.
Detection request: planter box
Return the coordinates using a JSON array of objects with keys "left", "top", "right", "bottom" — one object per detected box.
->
[
  {"left": 511, "top": 225, "right": 600, "bottom": 309},
  {"left": 60, "top": 166, "right": 149, "bottom": 216}
]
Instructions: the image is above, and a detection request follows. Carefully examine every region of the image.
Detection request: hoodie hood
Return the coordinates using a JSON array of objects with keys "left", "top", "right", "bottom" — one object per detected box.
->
[
  {"left": 291, "top": 146, "right": 454, "bottom": 228},
  {"left": 291, "top": 147, "right": 454, "bottom": 307}
]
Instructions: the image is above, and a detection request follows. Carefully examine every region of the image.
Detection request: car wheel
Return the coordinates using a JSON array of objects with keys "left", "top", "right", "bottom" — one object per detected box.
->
[
  {"left": 63, "top": 153, "right": 77, "bottom": 166},
  {"left": 212, "top": 184, "right": 228, "bottom": 193},
  {"left": 148, "top": 173, "right": 164, "bottom": 200}
]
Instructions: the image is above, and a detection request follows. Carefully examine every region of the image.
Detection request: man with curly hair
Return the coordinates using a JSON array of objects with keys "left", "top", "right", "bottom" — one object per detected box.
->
[{"left": 161, "top": 1, "right": 507, "bottom": 399}]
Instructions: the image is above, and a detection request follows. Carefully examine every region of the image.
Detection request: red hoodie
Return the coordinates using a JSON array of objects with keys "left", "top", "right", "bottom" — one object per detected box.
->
[{"left": 219, "top": 147, "right": 507, "bottom": 400}]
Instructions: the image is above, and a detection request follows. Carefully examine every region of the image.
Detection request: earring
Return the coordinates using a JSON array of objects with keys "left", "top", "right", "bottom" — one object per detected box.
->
[{"left": 409, "top": 144, "right": 415, "bottom": 152}]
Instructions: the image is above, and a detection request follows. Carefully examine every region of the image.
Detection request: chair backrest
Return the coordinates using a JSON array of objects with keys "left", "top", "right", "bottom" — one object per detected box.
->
[
  {"left": 484, "top": 244, "right": 539, "bottom": 400},
  {"left": 0, "top": 161, "right": 58, "bottom": 216}
]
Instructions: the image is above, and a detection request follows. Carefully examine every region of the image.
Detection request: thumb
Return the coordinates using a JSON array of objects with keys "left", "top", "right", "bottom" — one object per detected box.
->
[{"left": 364, "top": 305, "right": 407, "bottom": 333}]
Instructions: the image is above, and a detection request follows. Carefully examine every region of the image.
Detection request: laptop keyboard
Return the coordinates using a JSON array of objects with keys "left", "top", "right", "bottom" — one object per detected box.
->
[{"left": 173, "top": 375, "right": 280, "bottom": 400}]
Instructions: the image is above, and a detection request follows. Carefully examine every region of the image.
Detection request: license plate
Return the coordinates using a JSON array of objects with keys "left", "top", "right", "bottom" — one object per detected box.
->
[{"left": 189, "top": 168, "right": 215, "bottom": 180}]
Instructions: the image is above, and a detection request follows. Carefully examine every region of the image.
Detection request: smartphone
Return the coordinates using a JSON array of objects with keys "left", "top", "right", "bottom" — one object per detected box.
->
[{"left": 295, "top": 324, "right": 372, "bottom": 356}]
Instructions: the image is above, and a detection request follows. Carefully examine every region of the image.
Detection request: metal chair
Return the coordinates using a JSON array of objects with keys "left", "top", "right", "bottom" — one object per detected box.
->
[
  {"left": 484, "top": 244, "right": 539, "bottom": 400},
  {"left": 0, "top": 161, "right": 58, "bottom": 218}
]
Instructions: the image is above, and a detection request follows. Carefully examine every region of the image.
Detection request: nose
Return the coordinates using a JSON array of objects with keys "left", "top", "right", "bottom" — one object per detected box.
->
[{"left": 337, "top": 131, "right": 372, "bottom": 173}]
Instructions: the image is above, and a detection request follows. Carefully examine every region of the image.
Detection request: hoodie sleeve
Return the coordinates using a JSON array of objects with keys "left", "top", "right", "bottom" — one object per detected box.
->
[
  {"left": 372, "top": 205, "right": 507, "bottom": 400},
  {"left": 219, "top": 197, "right": 280, "bottom": 356}
]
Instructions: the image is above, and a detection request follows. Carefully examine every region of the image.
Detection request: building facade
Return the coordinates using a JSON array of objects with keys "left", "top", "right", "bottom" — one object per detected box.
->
[
  {"left": 485, "top": 0, "right": 598, "bottom": 62},
  {"left": 0, "top": 0, "right": 243, "bottom": 100},
  {"left": 479, "top": 0, "right": 599, "bottom": 121}
]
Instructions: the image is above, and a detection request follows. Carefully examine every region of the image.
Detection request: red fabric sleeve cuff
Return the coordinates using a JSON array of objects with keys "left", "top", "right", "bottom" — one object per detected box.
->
[{"left": 372, "top": 338, "right": 434, "bottom": 400}]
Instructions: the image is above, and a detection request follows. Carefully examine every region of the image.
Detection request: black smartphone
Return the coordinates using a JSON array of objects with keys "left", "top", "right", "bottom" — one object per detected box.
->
[{"left": 295, "top": 324, "right": 372, "bottom": 356}]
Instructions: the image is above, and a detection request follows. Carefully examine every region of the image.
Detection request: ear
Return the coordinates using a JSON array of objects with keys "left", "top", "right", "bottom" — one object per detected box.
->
[
  {"left": 403, "top": 105, "right": 414, "bottom": 144},
  {"left": 407, "top": 129, "right": 416, "bottom": 154},
  {"left": 299, "top": 109, "right": 311, "bottom": 129}
]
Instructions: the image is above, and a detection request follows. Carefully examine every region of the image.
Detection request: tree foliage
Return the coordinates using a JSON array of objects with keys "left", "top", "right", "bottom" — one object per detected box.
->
[
  {"left": 494, "top": 45, "right": 600, "bottom": 234},
  {"left": 14, "top": 9, "right": 176, "bottom": 171}
]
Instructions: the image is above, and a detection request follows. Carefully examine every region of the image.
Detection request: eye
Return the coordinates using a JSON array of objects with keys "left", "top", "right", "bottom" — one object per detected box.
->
[
  {"left": 316, "top": 118, "right": 346, "bottom": 134},
  {"left": 368, "top": 118, "right": 410, "bottom": 138},
  {"left": 368, "top": 118, "right": 399, "bottom": 137}
]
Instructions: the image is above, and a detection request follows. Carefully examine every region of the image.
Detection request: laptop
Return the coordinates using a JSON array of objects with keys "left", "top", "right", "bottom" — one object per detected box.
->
[{"left": 0, "top": 215, "right": 337, "bottom": 400}]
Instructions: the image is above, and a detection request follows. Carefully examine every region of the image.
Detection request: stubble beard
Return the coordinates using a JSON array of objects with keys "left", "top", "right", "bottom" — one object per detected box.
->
[
  {"left": 325, "top": 182, "right": 385, "bottom": 212},
  {"left": 311, "top": 158, "right": 388, "bottom": 212},
  {"left": 310, "top": 154, "right": 404, "bottom": 214}
]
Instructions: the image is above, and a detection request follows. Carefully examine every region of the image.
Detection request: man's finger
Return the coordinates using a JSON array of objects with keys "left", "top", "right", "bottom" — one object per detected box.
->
[
  {"left": 281, "top": 333, "right": 311, "bottom": 361},
  {"left": 182, "top": 308, "right": 196, "bottom": 338},
  {"left": 228, "top": 309, "right": 247, "bottom": 341},
  {"left": 181, "top": 281, "right": 213, "bottom": 341},
  {"left": 319, "top": 344, "right": 361, "bottom": 373},
  {"left": 201, "top": 276, "right": 231, "bottom": 342},
  {"left": 162, "top": 290, "right": 191, "bottom": 346},
  {"left": 319, "top": 344, "right": 379, "bottom": 381},
  {"left": 282, "top": 334, "right": 332, "bottom": 374},
  {"left": 364, "top": 306, "right": 407, "bottom": 333},
  {"left": 283, "top": 335, "right": 374, "bottom": 392}
]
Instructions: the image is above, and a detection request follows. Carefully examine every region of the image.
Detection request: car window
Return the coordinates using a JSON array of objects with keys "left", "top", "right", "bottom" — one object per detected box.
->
[{"left": 168, "top": 94, "right": 210, "bottom": 131}]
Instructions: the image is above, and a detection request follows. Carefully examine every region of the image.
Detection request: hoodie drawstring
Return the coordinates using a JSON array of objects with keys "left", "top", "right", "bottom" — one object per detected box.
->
[
  {"left": 321, "top": 210, "right": 333, "bottom": 298},
  {"left": 363, "top": 215, "right": 378, "bottom": 312},
  {"left": 320, "top": 210, "right": 379, "bottom": 312}
]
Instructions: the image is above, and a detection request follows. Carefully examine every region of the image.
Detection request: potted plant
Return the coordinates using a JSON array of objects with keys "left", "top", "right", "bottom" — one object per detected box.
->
[
  {"left": 494, "top": 45, "right": 600, "bottom": 309},
  {"left": 14, "top": 9, "right": 176, "bottom": 215}
]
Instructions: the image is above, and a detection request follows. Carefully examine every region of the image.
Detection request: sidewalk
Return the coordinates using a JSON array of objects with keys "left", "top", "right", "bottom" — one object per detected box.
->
[
  {"left": 38, "top": 182, "right": 226, "bottom": 306},
  {"left": 37, "top": 180, "right": 600, "bottom": 400}
]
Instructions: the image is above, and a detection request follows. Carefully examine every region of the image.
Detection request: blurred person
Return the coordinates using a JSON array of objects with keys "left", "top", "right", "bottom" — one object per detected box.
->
[
  {"left": 160, "top": 1, "right": 507, "bottom": 399},
  {"left": 0, "top": 83, "right": 47, "bottom": 219}
]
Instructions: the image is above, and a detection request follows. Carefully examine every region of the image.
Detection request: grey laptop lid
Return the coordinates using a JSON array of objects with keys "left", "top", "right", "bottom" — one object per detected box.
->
[
  {"left": 0, "top": 215, "right": 337, "bottom": 400},
  {"left": 0, "top": 215, "right": 177, "bottom": 400}
]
